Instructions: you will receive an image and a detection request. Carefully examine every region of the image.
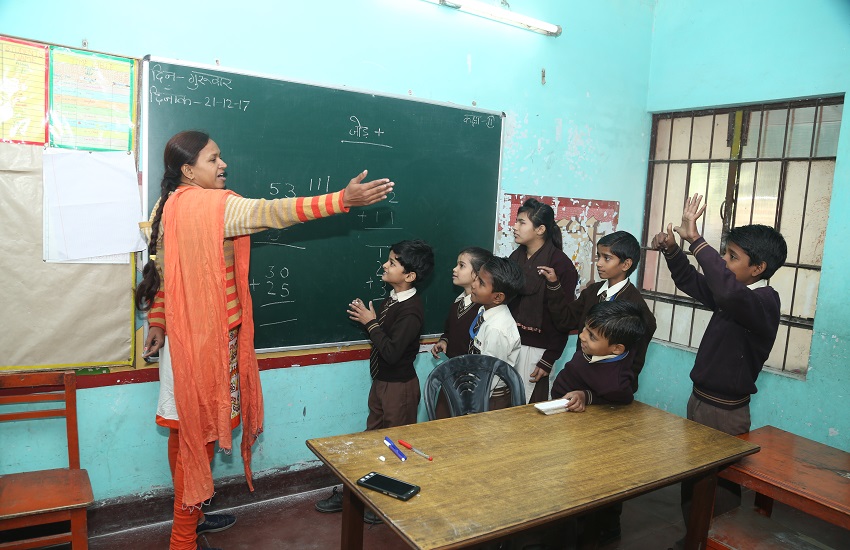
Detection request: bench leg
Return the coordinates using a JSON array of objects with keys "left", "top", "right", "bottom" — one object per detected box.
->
[{"left": 753, "top": 492, "right": 774, "bottom": 517}]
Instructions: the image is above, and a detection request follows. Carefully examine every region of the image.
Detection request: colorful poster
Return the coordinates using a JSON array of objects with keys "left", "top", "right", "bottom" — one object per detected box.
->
[
  {"left": 0, "top": 36, "right": 48, "bottom": 144},
  {"left": 497, "top": 194, "right": 619, "bottom": 296},
  {"left": 49, "top": 47, "right": 135, "bottom": 151}
]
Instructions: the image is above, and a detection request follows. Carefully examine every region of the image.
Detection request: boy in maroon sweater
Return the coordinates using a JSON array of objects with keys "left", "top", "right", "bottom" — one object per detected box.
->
[
  {"left": 550, "top": 301, "right": 646, "bottom": 410},
  {"left": 652, "top": 193, "right": 787, "bottom": 547}
]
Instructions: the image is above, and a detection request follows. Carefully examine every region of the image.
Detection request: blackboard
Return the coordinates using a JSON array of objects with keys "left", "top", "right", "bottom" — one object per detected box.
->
[{"left": 142, "top": 58, "right": 502, "bottom": 351}]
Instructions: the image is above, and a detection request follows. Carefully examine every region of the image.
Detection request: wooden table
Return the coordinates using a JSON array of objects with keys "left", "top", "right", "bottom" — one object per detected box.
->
[
  {"left": 306, "top": 401, "right": 758, "bottom": 550},
  {"left": 717, "top": 425, "right": 850, "bottom": 529}
]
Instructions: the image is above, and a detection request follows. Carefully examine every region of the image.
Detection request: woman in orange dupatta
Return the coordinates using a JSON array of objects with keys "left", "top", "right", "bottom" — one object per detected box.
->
[{"left": 135, "top": 131, "right": 392, "bottom": 550}]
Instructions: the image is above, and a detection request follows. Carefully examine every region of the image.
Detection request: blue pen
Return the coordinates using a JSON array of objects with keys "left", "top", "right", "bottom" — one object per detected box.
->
[{"left": 384, "top": 436, "right": 407, "bottom": 461}]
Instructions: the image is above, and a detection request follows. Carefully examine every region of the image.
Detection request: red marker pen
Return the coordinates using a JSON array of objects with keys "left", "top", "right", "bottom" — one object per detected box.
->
[{"left": 398, "top": 439, "right": 432, "bottom": 461}]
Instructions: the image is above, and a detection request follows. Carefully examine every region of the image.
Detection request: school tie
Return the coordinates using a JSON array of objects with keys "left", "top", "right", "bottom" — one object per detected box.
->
[
  {"left": 599, "top": 290, "right": 608, "bottom": 302},
  {"left": 369, "top": 296, "right": 398, "bottom": 379},
  {"left": 468, "top": 310, "right": 485, "bottom": 354}
]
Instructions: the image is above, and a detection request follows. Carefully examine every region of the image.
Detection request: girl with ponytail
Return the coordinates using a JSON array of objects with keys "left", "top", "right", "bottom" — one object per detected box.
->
[
  {"left": 507, "top": 198, "right": 578, "bottom": 403},
  {"left": 136, "top": 130, "right": 392, "bottom": 550}
]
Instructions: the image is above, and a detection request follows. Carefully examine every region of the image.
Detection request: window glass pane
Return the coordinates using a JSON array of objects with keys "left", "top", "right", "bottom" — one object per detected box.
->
[
  {"left": 759, "top": 108, "right": 789, "bottom": 158},
  {"left": 785, "top": 327, "right": 812, "bottom": 376},
  {"left": 814, "top": 104, "right": 843, "bottom": 157},
  {"left": 656, "top": 258, "right": 678, "bottom": 296},
  {"left": 688, "top": 162, "right": 709, "bottom": 204},
  {"left": 704, "top": 163, "right": 729, "bottom": 247},
  {"left": 664, "top": 164, "right": 688, "bottom": 246},
  {"left": 670, "top": 117, "right": 691, "bottom": 160},
  {"left": 670, "top": 304, "right": 693, "bottom": 346},
  {"left": 769, "top": 267, "right": 795, "bottom": 317},
  {"left": 653, "top": 300, "right": 673, "bottom": 342},
  {"left": 691, "top": 308, "right": 712, "bottom": 349},
  {"left": 642, "top": 250, "right": 660, "bottom": 292},
  {"left": 711, "top": 114, "right": 731, "bottom": 160},
  {"left": 742, "top": 110, "right": 762, "bottom": 159},
  {"left": 799, "top": 160, "right": 834, "bottom": 265},
  {"left": 765, "top": 324, "right": 788, "bottom": 371},
  {"left": 779, "top": 161, "right": 808, "bottom": 264},
  {"left": 647, "top": 166, "right": 668, "bottom": 243},
  {"left": 751, "top": 161, "right": 780, "bottom": 227},
  {"left": 735, "top": 163, "right": 756, "bottom": 226},
  {"left": 792, "top": 268, "right": 820, "bottom": 320},
  {"left": 786, "top": 106, "right": 816, "bottom": 157},
  {"left": 655, "top": 118, "right": 671, "bottom": 160},
  {"left": 690, "top": 115, "right": 713, "bottom": 160}
]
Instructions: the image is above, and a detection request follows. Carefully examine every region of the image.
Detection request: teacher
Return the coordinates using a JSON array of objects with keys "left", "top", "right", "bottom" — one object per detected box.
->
[{"left": 134, "top": 130, "right": 392, "bottom": 550}]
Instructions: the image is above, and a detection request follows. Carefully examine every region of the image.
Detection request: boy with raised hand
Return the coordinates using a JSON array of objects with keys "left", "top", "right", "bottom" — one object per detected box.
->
[
  {"left": 651, "top": 193, "right": 787, "bottom": 546},
  {"left": 539, "top": 230, "right": 657, "bottom": 392},
  {"left": 550, "top": 300, "right": 646, "bottom": 410},
  {"left": 315, "top": 239, "right": 434, "bottom": 523}
]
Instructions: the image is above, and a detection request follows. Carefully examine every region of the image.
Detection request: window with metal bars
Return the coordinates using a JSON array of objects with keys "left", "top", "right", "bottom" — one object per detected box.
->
[{"left": 639, "top": 96, "right": 843, "bottom": 377}]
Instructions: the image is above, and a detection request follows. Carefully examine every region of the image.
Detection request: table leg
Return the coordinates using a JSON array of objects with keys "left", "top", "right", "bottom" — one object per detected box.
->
[
  {"left": 341, "top": 485, "right": 365, "bottom": 550},
  {"left": 684, "top": 470, "right": 717, "bottom": 550}
]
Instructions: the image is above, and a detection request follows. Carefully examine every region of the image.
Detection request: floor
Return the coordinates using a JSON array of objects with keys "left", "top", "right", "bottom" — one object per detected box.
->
[{"left": 83, "top": 483, "right": 850, "bottom": 550}]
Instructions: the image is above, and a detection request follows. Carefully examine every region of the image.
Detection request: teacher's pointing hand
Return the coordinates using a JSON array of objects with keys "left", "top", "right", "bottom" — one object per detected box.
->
[{"left": 342, "top": 170, "right": 395, "bottom": 208}]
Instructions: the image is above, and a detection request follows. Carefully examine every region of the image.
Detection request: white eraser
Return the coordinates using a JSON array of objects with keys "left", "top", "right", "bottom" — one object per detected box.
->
[{"left": 378, "top": 455, "right": 386, "bottom": 461}]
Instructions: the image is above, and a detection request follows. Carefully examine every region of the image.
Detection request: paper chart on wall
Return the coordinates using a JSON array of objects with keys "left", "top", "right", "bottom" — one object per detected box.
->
[
  {"left": 0, "top": 36, "right": 48, "bottom": 145},
  {"left": 48, "top": 47, "right": 135, "bottom": 151},
  {"left": 42, "top": 149, "right": 147, "bottom": 263}
]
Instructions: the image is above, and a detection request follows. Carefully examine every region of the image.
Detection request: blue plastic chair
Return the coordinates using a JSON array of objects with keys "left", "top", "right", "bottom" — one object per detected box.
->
[{"left": 424, "top": 354, "right": 526, "bottom": 420}]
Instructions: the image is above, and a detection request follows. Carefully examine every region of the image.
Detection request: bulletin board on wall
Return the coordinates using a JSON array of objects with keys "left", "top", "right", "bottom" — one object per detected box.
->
[
  {"left": 142, "top": 58, "right": 504, "bottom": 351},
  {"left": 0, "top": 35, "right": 138, "bottom": 370}
]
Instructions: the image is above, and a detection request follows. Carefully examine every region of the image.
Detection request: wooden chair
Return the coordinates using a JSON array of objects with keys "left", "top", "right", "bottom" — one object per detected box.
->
[{"left": 0, "top": 371, "right": 94, "bottom": 549}]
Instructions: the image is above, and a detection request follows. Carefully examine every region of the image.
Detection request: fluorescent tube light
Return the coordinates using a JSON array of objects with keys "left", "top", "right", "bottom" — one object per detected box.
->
[{"left": 422, "top": 0, "right": 562, "bottom": 37}]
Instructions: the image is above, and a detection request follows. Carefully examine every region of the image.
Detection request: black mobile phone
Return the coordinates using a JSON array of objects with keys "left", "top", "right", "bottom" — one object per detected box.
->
[{"left": 356, "top": 472, "right": 420, "bottom": 501}]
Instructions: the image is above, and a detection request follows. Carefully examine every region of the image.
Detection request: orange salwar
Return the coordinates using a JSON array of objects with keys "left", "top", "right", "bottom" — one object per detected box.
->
[{"left": 168, "top": 429, "right": 214, "bottom": 550}]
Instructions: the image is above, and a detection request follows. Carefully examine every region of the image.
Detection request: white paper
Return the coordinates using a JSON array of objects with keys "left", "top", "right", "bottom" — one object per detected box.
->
[
  {"left": 42, "top": 149, "right": 146, "bottom": 263},
  {"left": 534, "top": 398, "right": 570, "bottom": 415}
]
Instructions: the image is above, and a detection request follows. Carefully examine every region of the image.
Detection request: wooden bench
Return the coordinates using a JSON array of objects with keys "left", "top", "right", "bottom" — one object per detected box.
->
[{"left": 707, "top": 425, "right": 850, "bottom": 550}]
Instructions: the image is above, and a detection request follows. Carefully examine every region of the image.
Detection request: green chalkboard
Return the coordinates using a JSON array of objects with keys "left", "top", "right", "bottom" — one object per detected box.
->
[{"left": 142, "top": 58, "right": 502, "bottom": 351}]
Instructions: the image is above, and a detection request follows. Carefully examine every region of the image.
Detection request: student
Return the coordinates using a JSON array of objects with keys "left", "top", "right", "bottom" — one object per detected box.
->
[
  {"left": 135, "top": 131, "right": 392, "bottom": 550},
  {"left": 539, "top": 230, "right": 657, "bottom": 392},
  {"left": 541, "top": 231, "right": 657, "bottom": 544},
  {"left": 550, "top": 301, "right": 646, "bottom": 409},
  {"left": 430, "top": 246, "right": 493, "bottom": 359},
  {"left": 651, "top": 193, "right": 787, "bottom": 549},
  {"left": 508, "top": 198, "right": 578, "bottom": 403},
  {"left": 430, "top": 246, "right": 492, "bottom": 419},
  {"left": 469, "top": 256, "right": 525, "bottom": 408},
  {"left": 316, "top": 239, "right": 434, "bottom": 522}
]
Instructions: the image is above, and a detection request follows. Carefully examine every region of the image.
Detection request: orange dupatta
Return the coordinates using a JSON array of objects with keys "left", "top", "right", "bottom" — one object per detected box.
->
[{"left": 163, "top": 186, "right": 264, "bottom": 507}]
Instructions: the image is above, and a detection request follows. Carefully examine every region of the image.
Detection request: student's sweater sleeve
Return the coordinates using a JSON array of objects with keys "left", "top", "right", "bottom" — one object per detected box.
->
[
  {"left": 588, "top": 385, "right": 634, "bottom": 406},
  {"left": 663, "top": 243, "right": 717, "bottom": 310},
  {"left": 363, "top": 305, "right": 423, "bottom": 366},
  {"left": 688, "top": 237, "right": 779, "bottom": 337},
  {"left": 546, "top": 283, "right": 589, "bottom": 333},
  {"left": 550, "top": 369, "right": 570, "bottom": 399},
  {"left": 223, "top": 191, "right": 348, "bottom": 237},
  {"left": 537, "top": 254, "right": 576, "bottom": 373}
]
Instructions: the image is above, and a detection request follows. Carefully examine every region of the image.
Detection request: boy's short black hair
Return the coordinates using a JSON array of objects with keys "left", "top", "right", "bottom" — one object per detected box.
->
[
  {"left": 391, "top": 240, "right": 435, "bottom": 286},
  {"left": 459, "top": 246, "right": 493, "bottom": 274},
  {"left": 597, "top": 231, "right": 641, "bottom": 276},
  {"left": 725, "top": 224, "right": 787, "bottom": 280},
  {"left": 480, "top": 256, "right": 525, "bottom": 303},
  {"left": 585, "top": 301, "right": 646, "bottom": 350}
]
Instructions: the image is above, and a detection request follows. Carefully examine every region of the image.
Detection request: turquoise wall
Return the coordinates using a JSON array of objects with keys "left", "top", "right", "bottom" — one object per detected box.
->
[
  {"left": 640, "top": 0, "right": 850, "bottom": 452},
  {"left": 0, "top": 0, "right": 655, "bottom": 500}
]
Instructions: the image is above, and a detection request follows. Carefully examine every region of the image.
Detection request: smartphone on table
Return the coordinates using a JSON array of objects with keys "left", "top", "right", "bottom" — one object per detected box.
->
[{"left": 356, "top": 471, "right": 420, "bottom": 501}]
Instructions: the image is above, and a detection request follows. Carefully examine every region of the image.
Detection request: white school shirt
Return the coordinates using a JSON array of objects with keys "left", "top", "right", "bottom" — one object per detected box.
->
[
  {"left": 472, "top": 304, "right": 522, "bottom": 367},
  {"left": 597, "top": 278, "right": 629, "bottom": 300}
]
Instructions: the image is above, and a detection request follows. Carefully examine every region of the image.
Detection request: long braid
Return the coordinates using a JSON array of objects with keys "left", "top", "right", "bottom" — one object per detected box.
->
[{"left": 134, "top": 130, "right": 210, "bottom": 311}]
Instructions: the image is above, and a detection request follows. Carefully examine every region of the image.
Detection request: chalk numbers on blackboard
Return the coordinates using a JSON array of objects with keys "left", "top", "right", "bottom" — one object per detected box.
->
[
  {"left": 365, "top": 245, "right": 391, "bottom": 299},
  {"left": 260, "top": 265, "right": 293, "bottom": 304},
  {"left": 149, "top": 64, "right": 250, "bottom": 111},
  {"left": 269, "top": 182, "right": 297, "bottom": 198}
]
